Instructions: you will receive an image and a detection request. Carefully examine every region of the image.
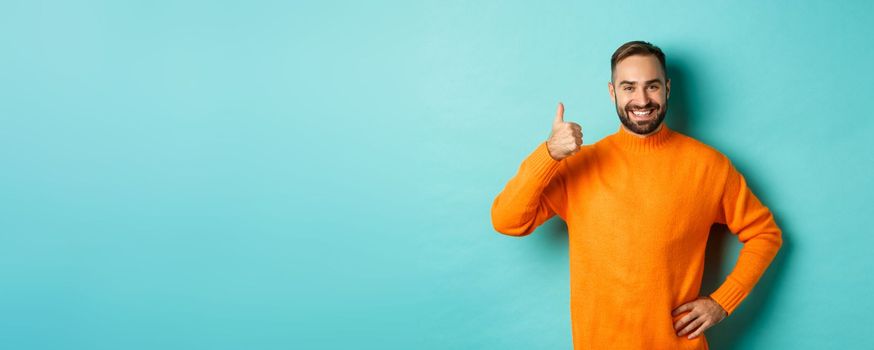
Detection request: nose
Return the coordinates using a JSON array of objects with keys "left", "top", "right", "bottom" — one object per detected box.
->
[{"left": 634, "top": 88, "right": 650, "bottom": 106}]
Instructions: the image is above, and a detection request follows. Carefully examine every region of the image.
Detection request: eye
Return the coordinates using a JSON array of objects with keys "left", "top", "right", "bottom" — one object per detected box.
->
[
  {"left": 647, "top": 85, "right": 660, "bottom": 91},
  {"left": 623, "top": 86, "right": 633, "bottom": 91}
]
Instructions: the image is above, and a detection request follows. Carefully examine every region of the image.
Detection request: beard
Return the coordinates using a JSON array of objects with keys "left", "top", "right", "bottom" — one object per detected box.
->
[{"left": 615, "top": 100, "right": 667, "bottom": 135}]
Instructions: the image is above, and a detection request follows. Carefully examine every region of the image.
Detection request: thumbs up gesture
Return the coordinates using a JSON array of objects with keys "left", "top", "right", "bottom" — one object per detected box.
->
[{"left": 546, "top": 102, "right": 583, "bottom": 160}]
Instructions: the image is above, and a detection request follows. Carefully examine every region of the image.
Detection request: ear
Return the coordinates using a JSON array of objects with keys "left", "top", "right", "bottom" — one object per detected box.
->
[
  {"left": 666, "top": 78, "right": 671, "bottom": 100},
  {"left": 608, "top": 81, "right": 616, "bottom": 103}
]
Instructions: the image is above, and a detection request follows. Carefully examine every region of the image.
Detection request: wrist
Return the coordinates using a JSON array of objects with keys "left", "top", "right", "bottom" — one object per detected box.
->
[{"left": 545, "top": 140, "right": 560, "bottom": 160}]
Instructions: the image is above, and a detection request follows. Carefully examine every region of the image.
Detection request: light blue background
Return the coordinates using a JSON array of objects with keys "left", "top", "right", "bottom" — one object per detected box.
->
[{"left": 1, "top": 0, "right": 872, "bottom": 349}]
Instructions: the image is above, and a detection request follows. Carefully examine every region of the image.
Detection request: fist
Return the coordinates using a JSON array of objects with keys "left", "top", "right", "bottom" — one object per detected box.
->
[{"left": 546, "top": 102, "right": 583, "bottom": 160}]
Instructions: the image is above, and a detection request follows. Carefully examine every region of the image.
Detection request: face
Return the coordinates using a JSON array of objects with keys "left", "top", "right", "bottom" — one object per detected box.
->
[{"left": 608, "top": 55, "right": 671, "bottom": 135}]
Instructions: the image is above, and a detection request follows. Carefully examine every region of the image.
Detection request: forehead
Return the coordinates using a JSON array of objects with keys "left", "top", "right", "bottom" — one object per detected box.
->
[{"left": 613, "top": 54, "right": 666, "bottom": 82}]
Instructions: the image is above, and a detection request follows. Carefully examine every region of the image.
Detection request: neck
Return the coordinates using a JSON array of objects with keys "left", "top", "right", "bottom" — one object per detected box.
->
[{"left": 613, "top": 121, "right": 673, "bottom": 152}]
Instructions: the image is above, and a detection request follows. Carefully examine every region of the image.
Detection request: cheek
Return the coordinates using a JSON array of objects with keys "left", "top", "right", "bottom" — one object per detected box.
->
[
  {"left": 651, "top": 93, "right": 667, "bottom": 107},
  {"left": 617, "top": 96, "right": 630, "bottom": 108}
]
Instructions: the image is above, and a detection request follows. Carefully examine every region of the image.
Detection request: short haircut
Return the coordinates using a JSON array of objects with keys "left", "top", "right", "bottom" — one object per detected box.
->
[{"left": 610, "top": 41, "right": 667, "bottom": 81}]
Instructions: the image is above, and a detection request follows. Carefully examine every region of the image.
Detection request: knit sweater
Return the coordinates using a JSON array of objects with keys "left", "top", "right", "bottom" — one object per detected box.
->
[{"left": 491, "top": 124, "right": 783, "bottom": 349}]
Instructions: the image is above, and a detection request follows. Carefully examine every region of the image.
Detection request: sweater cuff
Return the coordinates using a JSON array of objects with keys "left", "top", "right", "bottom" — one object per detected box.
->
[
  {"left": 709, "top": 276, "right": 749, "bottom": 316},
  {"left": 525, "top": 141, "right": 562, "bottom": 179}
]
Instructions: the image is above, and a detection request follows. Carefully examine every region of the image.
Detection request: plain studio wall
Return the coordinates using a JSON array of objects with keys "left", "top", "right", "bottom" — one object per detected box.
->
[{"left": 1, "top": 0, "right": 872, "bottom": 349}]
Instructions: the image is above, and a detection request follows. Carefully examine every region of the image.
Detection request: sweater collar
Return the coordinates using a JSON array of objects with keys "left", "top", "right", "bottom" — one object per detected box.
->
[{"left": 611, "top": 122, "right": 674, "bottom": 152}]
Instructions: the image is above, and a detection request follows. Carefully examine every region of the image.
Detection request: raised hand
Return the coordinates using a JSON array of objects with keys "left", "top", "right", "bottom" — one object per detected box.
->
[{"left": 546, "top": 102, "right": 583, "bottom": 160}]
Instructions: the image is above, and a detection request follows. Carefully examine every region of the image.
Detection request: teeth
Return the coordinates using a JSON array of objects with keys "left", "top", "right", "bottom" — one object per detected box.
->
[{"left": 632, "top": 110, "right": 652, "bottom": 116}]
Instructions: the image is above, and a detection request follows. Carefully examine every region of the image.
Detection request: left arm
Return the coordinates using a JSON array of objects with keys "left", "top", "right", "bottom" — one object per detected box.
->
[
  {"left": 708, "top": 159, "right": 784, "bottom": 316},
  {"left": 674, "top": 158, "right": 783, "bottom": 339}
]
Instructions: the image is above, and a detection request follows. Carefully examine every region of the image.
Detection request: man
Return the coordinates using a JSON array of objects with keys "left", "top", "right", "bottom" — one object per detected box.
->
[{"left": 490, "top": 41, "right": 783, "bottom": 349}]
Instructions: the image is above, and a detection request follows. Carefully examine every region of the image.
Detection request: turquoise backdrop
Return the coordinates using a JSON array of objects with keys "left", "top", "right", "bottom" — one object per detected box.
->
[{"left": 2, "top": 0, "right": 872, "bottom": 349}]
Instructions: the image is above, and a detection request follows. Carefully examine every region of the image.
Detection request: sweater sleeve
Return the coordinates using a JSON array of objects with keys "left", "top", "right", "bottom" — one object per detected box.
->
[
  {"left": 708, "top": 159, "right": 783, "bottom": 316},
  {"left": 490, "top": 141, "right": 569, "bottom": 236}
]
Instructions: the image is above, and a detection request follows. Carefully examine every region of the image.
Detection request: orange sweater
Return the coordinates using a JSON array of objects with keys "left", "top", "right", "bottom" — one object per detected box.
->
[{"left": 491, "top": 124, "right": 782, "bottom": 349}]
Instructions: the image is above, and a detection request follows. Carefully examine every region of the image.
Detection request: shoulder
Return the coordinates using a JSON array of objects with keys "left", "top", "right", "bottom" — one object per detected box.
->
[
  {"left": 670, "top": 130, "right": 732, "bottom": 168},
  {"left": 559, "top": 143, "right": 598, "bottom": 173}
]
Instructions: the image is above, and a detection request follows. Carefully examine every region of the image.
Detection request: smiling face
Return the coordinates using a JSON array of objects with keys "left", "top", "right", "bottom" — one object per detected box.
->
[{"left": 608, "top": 54, "right": 671, "bottom": 136}]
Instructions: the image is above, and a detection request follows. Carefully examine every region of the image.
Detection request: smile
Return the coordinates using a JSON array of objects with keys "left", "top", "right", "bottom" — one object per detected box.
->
[{"left": 628, "top": 108, "right": 655, "bottom": 120}]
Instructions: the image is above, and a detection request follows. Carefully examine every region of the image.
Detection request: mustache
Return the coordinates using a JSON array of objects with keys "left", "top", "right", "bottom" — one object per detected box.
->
[{"left": 625, "top": 103, "right": 660, "bottom": 110}]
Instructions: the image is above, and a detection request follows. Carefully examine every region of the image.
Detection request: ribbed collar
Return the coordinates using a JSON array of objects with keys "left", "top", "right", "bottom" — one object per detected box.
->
[{"left": 611, "top": 122, "right": 675, "bottom": 152}]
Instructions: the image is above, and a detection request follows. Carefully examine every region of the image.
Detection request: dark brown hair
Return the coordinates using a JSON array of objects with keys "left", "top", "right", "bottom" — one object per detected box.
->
[{"left": 610, "top": 41, "right": 667, "bottom": 80}]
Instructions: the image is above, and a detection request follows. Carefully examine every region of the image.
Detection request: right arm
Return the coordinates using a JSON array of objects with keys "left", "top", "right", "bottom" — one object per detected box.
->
[
  {"left": 490, "top": 141, "right": 568, "bottom": 236},
  {"left": 490, "top": 102, "right": 579, "bottom": 236}
]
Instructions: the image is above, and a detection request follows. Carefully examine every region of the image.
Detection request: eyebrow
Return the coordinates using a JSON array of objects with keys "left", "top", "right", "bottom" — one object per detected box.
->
[{"left": 619, "top": 79, "right": 663, "bottom": 86}]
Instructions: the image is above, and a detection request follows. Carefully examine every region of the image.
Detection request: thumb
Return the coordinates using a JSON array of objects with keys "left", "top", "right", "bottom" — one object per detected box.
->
[{"left": 553, "top": 102, "right": 565, "bottom": 127}]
